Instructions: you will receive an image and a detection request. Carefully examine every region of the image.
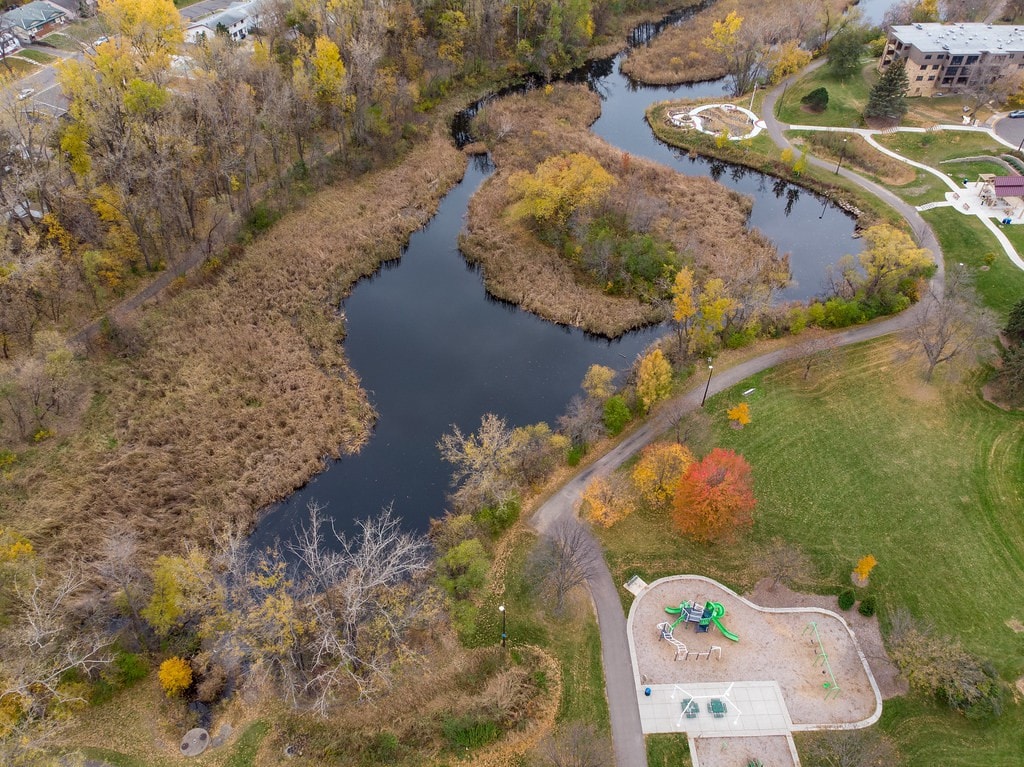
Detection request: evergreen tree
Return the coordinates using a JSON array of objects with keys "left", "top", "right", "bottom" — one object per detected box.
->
[
  {"left": 1005, "top": 297, "right": 1024, "bottom": 343},
  {"left": 865, "top": 58, "right": 909, "bottom": 122}
]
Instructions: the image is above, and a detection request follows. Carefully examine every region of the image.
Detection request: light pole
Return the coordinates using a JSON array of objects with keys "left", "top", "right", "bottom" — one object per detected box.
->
[
  {"left": 834, "top": 137, "right": 848, "bottom": 174},
  {"left": 700, "top": 357, "right": 714, "bottom": 407},
  {"left": 499, "top": 604, "right": 506, "bottom": 648},
  {"left": 748, "top": 82, "right": 757, "bottom": 111},
  {"left": 819, "top": 194, "right": 829, "bottom": 219}
]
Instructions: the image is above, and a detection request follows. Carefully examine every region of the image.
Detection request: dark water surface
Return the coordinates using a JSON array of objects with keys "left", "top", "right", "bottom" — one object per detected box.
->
[{"left": 252, "top": 14, "right": 867, "bottom": 546}]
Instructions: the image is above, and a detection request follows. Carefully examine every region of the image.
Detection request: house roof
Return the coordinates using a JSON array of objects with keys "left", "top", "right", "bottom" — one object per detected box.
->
[
  {"left": 994, "top": 176, "right": 1024, "bottom": 197},
  {"left": 890, "top": 23, "right": 1024, "bottom": 55},
  {"left": 2, "top": 1, "right": 66, "bottom": 30}
]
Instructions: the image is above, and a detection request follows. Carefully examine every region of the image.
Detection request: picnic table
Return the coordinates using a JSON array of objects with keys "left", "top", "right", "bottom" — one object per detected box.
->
[
  {"left": 681, "top": 698, "right": 699, "bottom": 718},
  {"left": 707, "top": 698, "right": 727, "bottom": 718}
]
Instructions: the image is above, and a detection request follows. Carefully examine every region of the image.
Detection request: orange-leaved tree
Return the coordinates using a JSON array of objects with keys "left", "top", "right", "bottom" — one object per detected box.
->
[
  {"left": 854, "top": 554, "right": 878, "bottom": 581},
  {"left": 579, "top": 474, "right": 634, "bottom": 528},
  {"left": 726, "top": 402, "right": 751, "bottom": 427},
  {"left": 672, "top": 448, "right": 756, "bottom": 543},
  {"left": 631, "top": 442, "right": 694, "bottom": 508},
  {"left": 158, "top": 656, "right": 192, "bottom": 697}
]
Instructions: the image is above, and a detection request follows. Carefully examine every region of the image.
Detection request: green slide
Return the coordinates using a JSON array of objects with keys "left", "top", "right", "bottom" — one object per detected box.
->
[
  {"left": 664, "top": 601, "right": 690, "bottom": 630},
  {"left": 707, "top": 601, "right": 740, "bottom": 642}
]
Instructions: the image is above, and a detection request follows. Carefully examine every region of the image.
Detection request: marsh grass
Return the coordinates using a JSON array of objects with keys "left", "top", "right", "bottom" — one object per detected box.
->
[{"left": 1, "top": 133, "right": 467, "bottom": 561}]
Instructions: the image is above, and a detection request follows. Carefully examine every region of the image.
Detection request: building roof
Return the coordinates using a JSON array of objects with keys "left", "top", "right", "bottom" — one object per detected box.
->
[
  {"left": 994, "top": 176, "right": 1024, "bottom": 196},
  {"left": 890, "top": 23, "right": 1024, "bottom": 55},
  {"left": 2, "top": 1, "right": 66, "bottom": 30}
]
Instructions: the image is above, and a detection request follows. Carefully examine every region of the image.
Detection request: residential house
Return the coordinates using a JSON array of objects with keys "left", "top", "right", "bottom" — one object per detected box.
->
[
  {"left": 1, "top": 0, "right": 67, "bottom": 44},
  {"left": 186, "top": 1, "right": 262, "bottom": 44},
  {"left": 879, "top": 23, "right": 1024, "bottom": 97}
]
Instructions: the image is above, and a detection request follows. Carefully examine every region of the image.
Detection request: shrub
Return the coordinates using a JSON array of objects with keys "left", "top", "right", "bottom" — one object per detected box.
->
[
  {"left": 473, "top": 498, "right": 520, "bottom": 538},
  {"left": 858, "top": 596, "right": 877, "bottom": 617},
  {"left": 566, "top": 444, "right": 586, "bottom": 466},
  {"left": 838, "top": 588, "right": 855, "bottom": 610},
  {"left": 367, "top": 731, "right": 400, "bottom": 762},
  {"left": 801, "top": 87, "right": 829, "bottom": 112},
  {"left": 158, "top": 656, "right": 192, "bottom": 697},
  {"left": 442, "top": 714, "right": 500, "bottom": 750},
  {"left": 602, "top": 396, "right": 631, "bottom": 435}
]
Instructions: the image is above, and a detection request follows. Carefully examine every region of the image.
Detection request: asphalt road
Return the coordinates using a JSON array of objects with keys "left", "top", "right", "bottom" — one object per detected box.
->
[
  {"left": 180, "top": 0, "right": 232, "bottom": 21},
  {"left": 994, "top": 115, "right": 1024, "bottom": 151}
]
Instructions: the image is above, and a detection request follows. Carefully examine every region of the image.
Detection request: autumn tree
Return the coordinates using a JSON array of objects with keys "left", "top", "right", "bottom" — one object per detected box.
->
[
  {"left": 510, "top": 422, "right": 569, "bottom": 487},
  {"left": 726, "top": 401, "right": 751, "bottom": 427},
  {"left": 579, "top": 473, "right": 635, "bottom": 528},
  {"left": 762, "top": 538, "right": 814, "bottom": 590},
  {"left": 636, "top": 347, "right": 672, "bottom": 413},
  {"left": 670, "top": 266, "right": 696, "bottom": 353},
  {"left": 631, "top": 441, "right": 694, "bottom": 508},
  {"left": 158, "top": 657, "right": 192, "bottom": 697},
  {"left": 672, "top": 448, "right": 756, "bottom": 543},
  {"left": 510, "top": 152, "right": 616, "bottom": 239},
  {"left": 831, "top": 224, "right": 932, "bottom": 309},
  {"left": 438, "top": 413, "right": 516, "bottom": 513},
  {"left": 689, "top": 278, "right": 740, "bottom": 354},
  {"left": 582, "top": 363, "right": 616, "bottom": 400},
  {"left": 768, "top": 41, "right": 812, "bottom": 85},
  {"left": 703, "top": 10, "right": 781, "bottom": 95},
  {"left": 853, "top": 554, "right": 878, "bottom": 584}
]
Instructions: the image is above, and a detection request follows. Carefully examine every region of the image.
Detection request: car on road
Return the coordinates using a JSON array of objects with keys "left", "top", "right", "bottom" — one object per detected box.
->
[
  {"left": 1009, "top": 110, "right": 1024, "bottom": 118},
  {"left": 16, "top": 88, "right": 33, "bottom": 101}
]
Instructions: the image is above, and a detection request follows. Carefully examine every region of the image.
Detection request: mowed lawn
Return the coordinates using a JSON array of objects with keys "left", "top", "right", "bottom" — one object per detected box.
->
[{"left": 599, "top": 338, "right": 1024, "bottom": 765}]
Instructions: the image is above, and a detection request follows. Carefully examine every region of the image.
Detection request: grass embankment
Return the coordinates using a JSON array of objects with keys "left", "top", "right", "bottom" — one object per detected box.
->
[
  {"left": 788, "top": 130, "right": 915, "bottom": 185},
  {"left": 598, "top": 337, "right": 1024, "bottom": 765},
  {"left": 874, "top": 130, "right": 1010, "bottom": 166},
  {"left": 620, "top": 0, "right": 851, "bottom": 85},
  {"left": 1, "top": 132, "right": 467, "bottom": 561},
  {"left": 463, "top": 84, "right": 782, "bottom": 336},
  {"left": 776, "top": 64, "right": 874, "bottom": 128}
]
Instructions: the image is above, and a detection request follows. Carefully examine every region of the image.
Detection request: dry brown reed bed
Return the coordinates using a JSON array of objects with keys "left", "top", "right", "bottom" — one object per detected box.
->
[
  {"left": 620, "top": 0, "right": 851, "bottom": 86},
  {"left": 463, "top": 84, "right": 781, "bottom": 337},
  {"left": 2, "top": 131, "right": 467, "bottom": 561}
]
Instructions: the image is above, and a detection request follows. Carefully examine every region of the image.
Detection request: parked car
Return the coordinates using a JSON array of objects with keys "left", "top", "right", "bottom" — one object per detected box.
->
[
  {"left": 16, "top": 88, "right": 33, "bottom": 101},
  {"left": 1009, "top": 110, "right": 1024, "bottom": 118},
  {"left": 93, "top": 36, "right": 109, "bottom": 47}
]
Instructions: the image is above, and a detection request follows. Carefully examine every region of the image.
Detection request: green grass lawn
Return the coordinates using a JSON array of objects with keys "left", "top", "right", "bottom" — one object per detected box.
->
[
  {"left": 939, "top": 159, "right": 1013, "bottom": 182},
  {"left": 598, "top": 338, "right": 1024, "bottom": 766},
  {"left": 776, "top": 63, "right": 873, "bottom": 128},
  {"left": 875, "top": 131, "right": 1007, "bottom": 166},
  {"left": 922, "top": 207, "right": 1024, "bottom": 317},
  {"left": 14, "top": 49, "right": 56, "bottom": 64},
  {"left": 0, "top": 57, "right": 38, "bottom": 76},
  {"left": 647, "top": 733, "right": 693, "bottom": 766},
  {"left": 39, "top": 32, "right": 82, "bottom": 52},
  {"left": 888, "top": 168, "right": 950, "bottom": 206}
]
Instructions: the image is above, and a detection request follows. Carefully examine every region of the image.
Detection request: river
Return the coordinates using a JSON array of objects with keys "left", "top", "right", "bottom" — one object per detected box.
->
[{"left": 251, "top": 11, "right": 867, "bottom": 547}]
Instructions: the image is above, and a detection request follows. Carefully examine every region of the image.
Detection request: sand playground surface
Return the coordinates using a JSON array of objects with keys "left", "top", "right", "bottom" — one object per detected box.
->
[{"left": 626, "top": 576, "right": 885, "bottom": 767}]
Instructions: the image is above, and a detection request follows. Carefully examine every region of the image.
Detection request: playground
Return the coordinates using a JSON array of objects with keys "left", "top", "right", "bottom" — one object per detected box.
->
[{"left": 627, "top": 576, "right": 881, "bottom": 729}]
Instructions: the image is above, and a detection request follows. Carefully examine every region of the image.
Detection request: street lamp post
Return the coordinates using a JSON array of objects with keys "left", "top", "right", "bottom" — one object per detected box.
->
[
  {"left": 499, "top": 604, "right": 507, "bottom": 648},
  {"left": 819, "top": 195, "right": 829, "bottom": 219},
  {"left": 834, "top": 137, "right": 847, "bottom": 174},
  {"left": 700, "top": 358, "right": 714, "bottom": 407}
]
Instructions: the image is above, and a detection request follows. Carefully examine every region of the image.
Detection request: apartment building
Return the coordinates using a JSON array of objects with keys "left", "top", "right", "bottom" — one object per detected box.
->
[{"left": 880, "top": 23, "right": 1024, "bottom": 97}]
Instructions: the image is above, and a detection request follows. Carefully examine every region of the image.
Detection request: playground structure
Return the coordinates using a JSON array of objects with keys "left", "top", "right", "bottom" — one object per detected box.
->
[
  {"left": 665, "top": 600, "right": 740, "bottom": 642},
  {"left": 657, "top": 621, "right": 722, "bottom": 662},
  {"left": 803, "top": 621, "right": 842, "bottom": 701}
]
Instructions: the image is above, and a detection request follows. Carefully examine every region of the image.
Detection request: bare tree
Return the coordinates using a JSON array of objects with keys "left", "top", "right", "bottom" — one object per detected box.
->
[
  {"left": 762, "top": 537, "right": 814, "bottom": 591},
  {"left": 1, "top": 569, "right": 112, "bottom": 714},
  {"left": 93, "top": 531, "right": 150, "bottom": 647},
  {"left": 787, "top": 326, "right": 837, "bottom": 380},
  {"left": 905, "top": 271, "right": 998, "bottom": 381},
  {"left": 558, "top": 394, "right": 604, "bottom": 450},
  {"left": 290, "top": 504, "right": 434, "bottom": 713},
  {"left": 802, "top": 729, "right": 900, "bottom": 767},
  {"left": 941, "top": 0, "right": 997, "bottom": 21},
  {"left": 530, "top": 520, "right": 599, "bottom": 615},
  {"left": 438, "top": 413, "right": 517, "bottom": 512},
  {"left": 531, "top": 722, "right": 613, "bottom": 767},
  {"left": 960, "top": 60, "right": 1024, "bottom": 118}
]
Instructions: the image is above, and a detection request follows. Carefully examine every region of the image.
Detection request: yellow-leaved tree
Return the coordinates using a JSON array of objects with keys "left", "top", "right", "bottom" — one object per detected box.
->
[
  {"left": 636, "top": 348, "right": 672, "bottom": 413},
  {"left": 97, "top": 0, "right": 183, "bottom": 76},
  {"left": 158, "top": 656, "right": 192, "bottom": 697},
  {"left": 671, "top": 266, "right": 697, "bottom": 352},
  {"left": 768, "top": 41, "right": 812, "bottom": 84},
  {"left": 510, "top": 152, "right": 615, "bottom": 236},
  {"left": 582, "top": 364, "right": 616, "bottom": 400},
  {"left": 727, "top": 402, "right": 751, "bottom": 427},
  {"left": 631, "top": 442, "right": 694, "bottom": 507},
  {"left": 854, "top": 554, "right": 878, "bottom": 583},
  {"left": 690, "top": 278, "right": 740, "bottom": 354},
  {"left": 579, "top": 475, "right": 634, "bottom": 527}
]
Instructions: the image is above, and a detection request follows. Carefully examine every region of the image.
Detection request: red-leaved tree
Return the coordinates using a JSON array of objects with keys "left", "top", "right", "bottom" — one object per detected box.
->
[{"left": 671, "top": 448, "right": 756, "bottom": 543}]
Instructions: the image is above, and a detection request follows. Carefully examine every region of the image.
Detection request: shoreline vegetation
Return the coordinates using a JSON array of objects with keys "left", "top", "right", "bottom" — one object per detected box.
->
[
  {"left": 462, "top": 85, "right": 784, "bottom": 337},
  {"left": 620, "top": 0, "right": 854, "bottom": 87}
]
